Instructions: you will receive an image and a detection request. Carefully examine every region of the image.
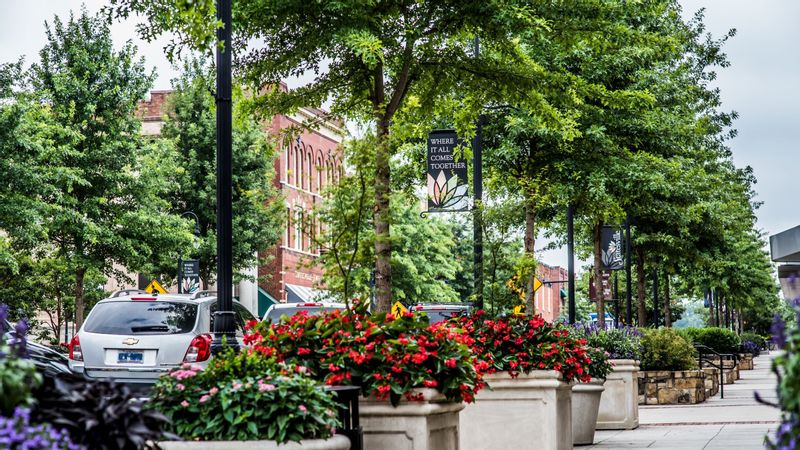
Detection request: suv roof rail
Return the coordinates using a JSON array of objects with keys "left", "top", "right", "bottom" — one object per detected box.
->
[
  {"left": 110, "top": 289, "right": 148, "bottom": 298},
  {"left": 190, "top": 290, "right": 217, "bottom": 300}
]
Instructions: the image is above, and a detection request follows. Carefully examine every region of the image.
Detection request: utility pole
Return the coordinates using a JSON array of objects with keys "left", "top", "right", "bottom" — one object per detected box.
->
[
  {"left": 567, "top": 204, "right": 576, "bottom": 324},
  {"left": 211, "top": 0, "right": 238, "bottom": 354},
  {"left": 472, "top": 36, "right": 484, "bottom": 310}
]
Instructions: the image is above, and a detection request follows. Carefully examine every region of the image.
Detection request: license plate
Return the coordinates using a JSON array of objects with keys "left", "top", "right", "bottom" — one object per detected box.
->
[{"left": 117, "top": 350, "right": 144, "bottom": 364}]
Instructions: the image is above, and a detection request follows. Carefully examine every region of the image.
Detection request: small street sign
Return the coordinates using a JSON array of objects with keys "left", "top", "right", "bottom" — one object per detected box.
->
[
  {"left": 145, "top": 279, "right": 167, "bottom": 294},
  {"left": 513, "top": 305, "right": 525, "bottom": 315},
  {"left": 392, "top": 301, "right": 408, "bottom": 316},
  {"left": 533, "top": 277, "right": 543, "bottom": 293}
]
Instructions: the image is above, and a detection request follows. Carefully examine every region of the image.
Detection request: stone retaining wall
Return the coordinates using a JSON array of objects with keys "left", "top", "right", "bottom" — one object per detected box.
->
[
  {"left": 637, "top": 370, "right": 706, "bottom": 405},
  {"left": 702, "top": 367, "right": 720, "bottom": 398},
  {"left": 739, "top": 354, "right": 754, "bottom": 370}
]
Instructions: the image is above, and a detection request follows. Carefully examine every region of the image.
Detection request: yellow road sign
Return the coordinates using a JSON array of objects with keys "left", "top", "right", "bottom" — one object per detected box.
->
[
  {"left": 392, "top": 301, "right": 408, "bottom": 317},
  {"left": 513, "top": 305, "right": 525, "bottom": 316},
  {"left": 144, "top": 279, "right": 167, "bottom": 294},
  {"left": 534, "top": 277, "right": 543, "bottom": 293}
]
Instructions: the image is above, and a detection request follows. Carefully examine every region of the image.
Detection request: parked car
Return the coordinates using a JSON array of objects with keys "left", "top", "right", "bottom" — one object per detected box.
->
[
  {"left": 412, "top": 303, "right": 472, "bottom": 324},
  {"left": 4, "top": 320, "right": 72, "bottom": 377},
  {"left": 262, "top": 302, "right": 347, "bottom": 323},
  {"left": 67, "top": 289, "right": 255, "bottom": 386}
]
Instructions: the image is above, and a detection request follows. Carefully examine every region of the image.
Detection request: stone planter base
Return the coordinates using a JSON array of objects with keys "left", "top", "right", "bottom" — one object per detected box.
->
[
  {"left": 460, "top": 371, "right": 572, "bottom": 450},
  {"left": 359, "top": 388, "right": 463, "bottom": 450},
  {"left": 159, "top": 436, "right": 351, "bottom": 450},
  {"left": 638, "top": 370, "right": 706, "bottom": 405},
  {"left": 596, "top": 359, "right": 639, "bottom": 430},
  {"left": 572, "top": 379, "right": 604, "bottom": 445},
  {"left": 702, "top": 368, "right": 720, "bottom": 398},
  {"left": 739, "top": 354, "right": 754, "bottom": 370}
]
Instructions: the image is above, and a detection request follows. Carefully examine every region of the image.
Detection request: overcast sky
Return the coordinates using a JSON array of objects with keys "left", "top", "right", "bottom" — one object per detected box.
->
[{"left": 2, "top": 1, "right": 796, "bottom": 268}]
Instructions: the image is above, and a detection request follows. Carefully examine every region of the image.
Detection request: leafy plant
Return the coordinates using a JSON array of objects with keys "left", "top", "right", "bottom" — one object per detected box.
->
[
  {"left": 150, "top": 353, "right": 340, "bottom": 443},
  {"left": 741, "top": 340, "right": 760, "bottom": 357},
  {"left": 740, "top": 331, "right": 766, "bottom": 350},
  {"left": 0, "top": 407, "right": 83, "bottom": 450},
  {"left": 246, "top": 307, "right": 484, "bottom": 405},
  {"left": 571, "top": 323, "right": 643, "bottom": 361},
  {"left": 584, "top": 347, "right": 614, "bottom": 380},
  {"left": 692, "top": 327, "right": 741, "bottom": 354},
  {"left": 764, "top": 301, "right": 800, "bottom": 449},
  {"left": 455, "top": 312, "right": 592, "bottom": 382},
  {"left": 0, "top": 306, "right": 41, "bottom": 416},
  {"left": 640, "top": 328, "right": 698, "bottom": 371},
  {"left": 30, "top": 372, "right": 175, "bottom": 450}
]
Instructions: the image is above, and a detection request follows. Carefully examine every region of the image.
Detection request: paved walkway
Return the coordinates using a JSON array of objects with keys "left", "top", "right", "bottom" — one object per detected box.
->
[{"left": 586, "top": 352, "right": 782, "bottom": 449}]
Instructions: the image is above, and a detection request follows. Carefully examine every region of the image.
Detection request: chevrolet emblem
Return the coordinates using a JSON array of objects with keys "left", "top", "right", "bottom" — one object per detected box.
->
[{"left": 122, "top": 338, "right": 139, "bottom": 346}]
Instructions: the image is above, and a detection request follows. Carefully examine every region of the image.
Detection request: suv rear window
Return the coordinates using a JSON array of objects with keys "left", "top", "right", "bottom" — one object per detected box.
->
[
  {"left": 419, "top": 309, "right": 469, "bottom": 324},
  {"left": 265, "top": 306, "right": 340, "bottom": 323},
  {"left": 83, "top": 301, "right": 198, "bottom": 335}
]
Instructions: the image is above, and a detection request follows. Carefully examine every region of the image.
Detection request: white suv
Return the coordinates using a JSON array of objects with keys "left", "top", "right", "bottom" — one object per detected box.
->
[
  {"left": 262, "top": 302, "right": 347, "bottom": 323},
  {"left": 68, "top": 290, "right": 255, "bottom": 385}
]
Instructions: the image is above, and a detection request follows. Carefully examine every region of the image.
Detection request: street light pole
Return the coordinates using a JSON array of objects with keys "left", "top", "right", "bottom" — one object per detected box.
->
[
  {"left": 625, "top": 215, "right": 632, "bottom": 326},
  {"left": 472, "top": 36, "right": 484, "bottom": 310},
  {"left": 211, "top": 0, "right": 238, "bottom": 355},
  {"left": 567, "top": 204, "right": 576, "bottom": 324}
]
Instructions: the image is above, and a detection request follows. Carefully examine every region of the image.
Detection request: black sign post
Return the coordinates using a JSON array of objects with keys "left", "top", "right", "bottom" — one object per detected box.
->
[
  {"left": 178, "top": 259, "right": 201, "bottom": 294},
  {"left": 426, "top": 130, "right": 469, "bottom": 212},
  {"left": 601, "top": 226, "right": 625, "bottom": 271}
]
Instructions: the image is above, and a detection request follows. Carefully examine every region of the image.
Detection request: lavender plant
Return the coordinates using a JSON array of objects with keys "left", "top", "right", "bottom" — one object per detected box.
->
[
  {"left": 764, "top": 297, "right": 800, "bottom": 449},
  {"left": 0, "top": 304, "right": 41, "bottom": 415},
  {"left": 0, "top": 407, "right": 83, "bottom": 450},
  {"left": 571, "top": 323, "right": 643, "bottom": 361}
]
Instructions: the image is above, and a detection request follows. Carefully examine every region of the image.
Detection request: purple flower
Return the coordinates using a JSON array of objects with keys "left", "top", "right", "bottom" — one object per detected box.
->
[
  {"left": 0, "top": 304, "right": 8, "bottom": 335},
  {"left": 772, "top": 314, "right": 787, "bottom": 349},
  {"left": 9, "top": 319, "right": 29, "bottom": 357}
]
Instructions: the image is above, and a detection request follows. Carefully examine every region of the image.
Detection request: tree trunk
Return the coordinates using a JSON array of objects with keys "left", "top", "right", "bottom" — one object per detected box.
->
[
  {"left": 524, "top": 201, "right": 536, "bottom": 315},
  {"left": 75, "top": 267, "right": 86, "bottom": 329},
  {"left": 663, "top": 270, "right": 671, "bottom": 327},
  {"left": 593, "top": 222, "right": 605, "bottom": 328},
  {"left": 374, "top": 113, "right": 392, "bottom": 313},
  {"left": 636, "top": 246, "right": 647, "bottom": 327}
]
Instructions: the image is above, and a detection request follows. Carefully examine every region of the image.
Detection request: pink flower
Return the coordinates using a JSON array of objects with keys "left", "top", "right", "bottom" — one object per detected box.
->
[
  {"left": 199, "top": 395, "right": 210, "bottom": 403},
  {"left": 209, "top": 387, "right": 219, "bottom": 396},
  {"left": 181, "top": 400, "right": 189, "bottom": 408},
  {"left": 233, "top": 382, "right": 243, "bottom": 390},
  {"left": 176, "top": 383, "right": 185, "bottom": 391},
  {"left": 299, "top": 405, "right": 308, "bottom": 413},
  {"left": 259, "top": 383, "right": 276, "bottom": 392}
]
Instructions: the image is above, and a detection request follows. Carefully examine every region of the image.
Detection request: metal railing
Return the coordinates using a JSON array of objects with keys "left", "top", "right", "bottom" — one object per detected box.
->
[
  {"left": 328, "top": 385, "right": 363, "bottom": 450},
  {"left": 694, "top": 344, "right": 739, "bottom": 399}
]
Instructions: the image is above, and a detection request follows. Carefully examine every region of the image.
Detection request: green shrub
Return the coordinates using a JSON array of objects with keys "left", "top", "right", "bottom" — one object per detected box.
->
[
  {"left": 740, "top": 332, "right": 766, "bottom": 349},
  {"left": 693, "top": 327, "right": 741, "bottom": 354},
  {"left": 641, "top": 328, "right": 698, "bottom": 371}
]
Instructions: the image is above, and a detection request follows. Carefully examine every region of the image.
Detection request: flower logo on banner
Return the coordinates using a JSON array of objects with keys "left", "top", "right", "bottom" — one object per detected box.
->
[{"left": 428, "top": 170, "right": 468, "bottom": 210}]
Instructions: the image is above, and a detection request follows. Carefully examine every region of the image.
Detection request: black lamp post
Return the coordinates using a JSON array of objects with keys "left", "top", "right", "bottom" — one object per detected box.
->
[
  {"left": 210, "top": 0, "right": 238, "bottom": 355},
  {"left": 178, "top": 211, "right": 201, "bottom": 294}
]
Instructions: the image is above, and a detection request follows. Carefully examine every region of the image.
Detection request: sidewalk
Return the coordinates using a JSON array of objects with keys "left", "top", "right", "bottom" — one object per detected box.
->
[{"left": 586, "top": 352, "right": 782, "bottom": 449}]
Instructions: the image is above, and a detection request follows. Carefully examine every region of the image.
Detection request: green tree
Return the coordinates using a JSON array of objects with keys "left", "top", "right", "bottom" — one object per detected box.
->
[
  {"left": 29, "top": 10, "right": 193, "bottom": 326},
  {"left": 108, "top": 0, "right": 560, "bottom": 313},
  {"left": 312, "top": 136, "right": 461, "bottom": 305},
  {"left": 157, "top": 60, "right": 283, "bottom": 288}
]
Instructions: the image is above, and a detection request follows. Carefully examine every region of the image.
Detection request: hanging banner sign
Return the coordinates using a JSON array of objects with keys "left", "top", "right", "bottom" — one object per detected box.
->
[
  {"left": 427, "top": 130, "right": 469, "bottom": 212},
  {"left": 180, "top": 259, "right": 201, "bottom": 294},
  {"left": 600, "top": 226, "right": 625, "bottom": 271}
]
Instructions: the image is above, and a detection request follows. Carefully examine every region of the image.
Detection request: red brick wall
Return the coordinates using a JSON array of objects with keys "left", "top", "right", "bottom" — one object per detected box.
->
[{"left": 535, "top": 263, "right": 568, "bottom": 322}]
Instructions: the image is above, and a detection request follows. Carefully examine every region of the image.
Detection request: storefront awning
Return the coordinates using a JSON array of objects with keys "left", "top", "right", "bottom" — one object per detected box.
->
[{"left": 285, "top": 283, "right": 330, "bottom": 303}]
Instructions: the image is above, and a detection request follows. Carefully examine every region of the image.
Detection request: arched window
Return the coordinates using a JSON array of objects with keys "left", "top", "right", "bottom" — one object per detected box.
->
[
  {"left": 316, "top": 156, "right": 323, "bottom": 193},
  {"left": 294, "top": 146, "right": 301, "bottom": 186}
]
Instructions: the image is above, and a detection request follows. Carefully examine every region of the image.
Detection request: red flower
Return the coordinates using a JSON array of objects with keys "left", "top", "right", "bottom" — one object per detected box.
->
[
  {"left": 423, "top": 380, "right": 438, "bottom": 388},
  {"left": 445, "top": 358, "right": 457, "bottom": 369}
]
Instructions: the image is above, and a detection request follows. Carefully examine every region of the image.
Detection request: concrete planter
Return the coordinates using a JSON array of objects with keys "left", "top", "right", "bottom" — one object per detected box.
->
[
  {"left": 572, "top": 378, "right": 605, "bottom": 445},
  {"left": 359, "top": 388, "right": 463, "bottom": 450},
  {"left": 460, "top": 371, "right": 572, "bottom": 450},
  {"left": 596, "top": 359, "right": 639, "bottom": 430},
  {"left": 638, "top": 370, "right": 707, "bottom": 405},
  {"left": 158, "top": 436, "right": 351, "bottom": 450}
]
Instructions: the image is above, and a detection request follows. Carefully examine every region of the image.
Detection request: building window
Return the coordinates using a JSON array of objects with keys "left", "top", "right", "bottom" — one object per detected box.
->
[
  {"left": 294, "top": 209, "right": 303, "bottom": 251},
  {"left": 294, "top": 146, "right": 301, "bottom": 187},
  {"left": 286, "top": 207, "right": 292, "bottom": 248},
  {"left": 316, "top": 156, "right": 323, "bottom": 193}
]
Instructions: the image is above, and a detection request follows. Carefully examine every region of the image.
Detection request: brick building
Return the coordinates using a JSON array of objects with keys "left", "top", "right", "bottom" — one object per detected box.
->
[
  {"left": 136, "top": 90, "right": 344, "bottom": 316},
  {"left": 534, "top": 263, "right": 568, "bottom": 322}
]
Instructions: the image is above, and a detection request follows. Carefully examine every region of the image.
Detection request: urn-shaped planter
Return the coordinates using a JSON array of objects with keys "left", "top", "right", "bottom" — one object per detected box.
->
[
  {"left": 158, "top": 436, "right": 351, "bottom": 450},
  {"left": 596, "top": 359, "right": 639, "bottom": 430},
  {"left": 460, "top": 371, "right": 572, "bottom": 450},
  {"left": 358, "top": 388, "right": 463, "bottom": 450},
  {"left": 572, "top": 378, "right": 605, "bottom": 445}
]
